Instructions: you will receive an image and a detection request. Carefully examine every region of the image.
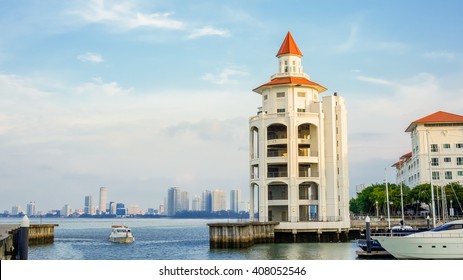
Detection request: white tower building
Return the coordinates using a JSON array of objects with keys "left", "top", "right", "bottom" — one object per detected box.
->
[
  {"left": 249, "top": 32, "right": 350, "bottom": 230},
  {"left": 99, "top": 187, "right": 108, "bottom": 215}
]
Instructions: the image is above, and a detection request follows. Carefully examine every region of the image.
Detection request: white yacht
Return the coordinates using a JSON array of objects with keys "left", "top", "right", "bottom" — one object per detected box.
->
[
  {"left": 108, "top": 225, "right": 135, "bottom": 244},
  {"left": 375, "top": 219, "right": 463, "bottom": 259}
]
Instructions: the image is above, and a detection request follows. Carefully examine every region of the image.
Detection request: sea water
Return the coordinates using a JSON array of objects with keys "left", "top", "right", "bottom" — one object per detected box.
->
[{"left": 1, "top": 217, "right": 361, "bottom": 260}]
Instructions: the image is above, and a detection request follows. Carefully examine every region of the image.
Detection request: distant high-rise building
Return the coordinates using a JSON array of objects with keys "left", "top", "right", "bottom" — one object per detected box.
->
[
  {"left": 109, "top": 201, "right": 116, "bottom": 215},
  {"left": 116, "top": 203, "right": 126, "bottom": 216},
  {"left": 11, "top": 205, "right": 21, "bottom": 215},
  {"left": 211, "top": 189, "right": 226, "bottom": 212},
  {"left": 62, "top": 204, "right": 72, "bottom": 217},
  {"left": 159, "top": 203, "right": 165, "bottom": 215},
  {"left": 167, "top": 187, "right": 182, "bottom": 216},
  {"left": 84, "top": 195, "right": 94, "bottom": 215},
  {"left": 180, "top": 191, "right": 189, "bottom": 211},
  {"left": 99, "top": 187, "right": 108, "bottom": 214},
  {"left": 192, "top": 195, "right": 202, "bottom": 211},
  {"left": 201, "top": 190, "right": 212, "bottom": 212},
  {"left": 26, "top": 201, "right": 36, "bottom": 217},
  {"left": 230, "top": 189, "right": 241, "bottom": 212}
]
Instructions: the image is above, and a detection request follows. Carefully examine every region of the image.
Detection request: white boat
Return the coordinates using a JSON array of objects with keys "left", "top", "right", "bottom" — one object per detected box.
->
[
  {"left": 375, "top": 219, "right": 463, "bottom": 259},
  {"left": 108, "top": 225, "right": 135, "bottom": 244}
]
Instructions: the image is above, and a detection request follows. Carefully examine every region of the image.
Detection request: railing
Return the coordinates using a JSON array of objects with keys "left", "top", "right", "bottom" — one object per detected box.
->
[
  {"left": 298, "top": 171, "right": 319, "bottom": 177},
  {"left": 268, "top": 171, "right": 288, "bottom": 178},
  {"left": 267, "top": 151, "right": 287, "bottom": 157},
  {"left": 298, "top": 195, "right": 318, "bottom": 200},
  {"left": 267, "top": 134, "right": 287, "bottom": 140}
]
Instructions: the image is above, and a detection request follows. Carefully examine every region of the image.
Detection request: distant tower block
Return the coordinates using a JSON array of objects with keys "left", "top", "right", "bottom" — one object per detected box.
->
[
  {"left": 99, "top": 187, "right": 108, "bottom": 214},
  {"left": 249, "top": 32, "right": 350, "bottom": 230}
]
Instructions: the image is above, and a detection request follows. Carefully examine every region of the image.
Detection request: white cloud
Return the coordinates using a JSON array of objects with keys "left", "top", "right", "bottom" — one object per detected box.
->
[
  {"left": 201, "top": 67, "right": 248, "bottom": 85},
  {"left": 187, "top": 26, "right": 230, "bottom": 39},
  {"left": 355, "top": 75, "right": 396, "bottom": 86},
  {"left": 77, "top": 52, "right": 103, "bottom": 63},
  {"left": 71, "top": 0, "right": 185, "bottom": 31},
  {"left": 74, "top": 77, "right": 133, "bottom": 96},
  {"left": 421, "top": 51, "right": 457, "bottom": 60},
  {"left": 0, "top": 74, "right": 51, "bottom": 98},
  {"left": 336, "top": 24, "right": 359, "bottom": 52}
]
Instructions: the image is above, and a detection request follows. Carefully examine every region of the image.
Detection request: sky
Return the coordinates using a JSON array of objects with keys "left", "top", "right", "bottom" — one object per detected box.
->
[{"left": 1, "top": 0, "right": 463, "bottom": 213}]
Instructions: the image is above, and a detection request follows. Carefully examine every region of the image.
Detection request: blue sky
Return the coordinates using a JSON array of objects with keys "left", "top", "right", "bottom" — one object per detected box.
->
[{"left": 1, "top": 0, "right": 463, "bottom": 213}]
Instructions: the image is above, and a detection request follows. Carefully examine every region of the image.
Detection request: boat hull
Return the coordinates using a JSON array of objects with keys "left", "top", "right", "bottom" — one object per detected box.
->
[
  {"left": 376, "top": 235, "right": 463, "bottom": 259},
  {"left": 108, "top": 236, "right": 135, "bottom": 244}
]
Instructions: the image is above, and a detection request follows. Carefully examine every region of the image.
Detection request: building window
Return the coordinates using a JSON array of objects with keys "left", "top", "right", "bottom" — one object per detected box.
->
[
  {"left": 444, "top": 157, "right": 451, "bottom": 163},
  {"left": 458, "top": 171, "right": 463, "bottom": 177},
  {"left": 457, "top": 143, "right": 463, "bottom": 149},
  {"left": 297, "top": 108, "right": 305, "bottom": 112},
  {"left": 445, "top": 171, "right": 453, "bottom": 180},
  {"left": 432, "top": 172, "right": 440, "bottom": 180},
  {"left": 277, "top": 108, "right": 285, "bottom": 113},
  {"left": 431, "top": 158, "right": 439, "bottom": 166},
  {"left": 443, "top": 143, "right": 451, "bottom": 149},
  {"left": 277, "top": 92, "right": 285, "bottom": 98},
  {"left": 457, "top": 157, "right": 463, "bottom": 165},
  {"left": 298, "top": 92, "right": 306, "bottom": 97},
  {"left": 264, "top": 94, "right": 268, "bottom": 100},
  {"left": 431, "top": 144, "right": 438, "bottom": 152}
]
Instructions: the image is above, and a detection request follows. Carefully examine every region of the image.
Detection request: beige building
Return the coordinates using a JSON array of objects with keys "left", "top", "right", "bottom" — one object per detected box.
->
[
  {"left": 394, "top": 111, "right": 463, "bottom": 188},
  {"left": 249, "top": 32, "right": 350, "bottom": 230}
]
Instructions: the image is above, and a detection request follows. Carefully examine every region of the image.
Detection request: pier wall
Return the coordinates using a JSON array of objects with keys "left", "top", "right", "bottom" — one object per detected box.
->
[
  {"left": 29, "top": 224, "right": 57, "bottom": 246},
  {"left": 0, "top": 226, "right": 19, "bottom": 260},
  {"left": 0, "top": 224, "right": 57, "bottom": 259},
  {"left": 208, "top": 222, "right": 278, "bottom": 248}
]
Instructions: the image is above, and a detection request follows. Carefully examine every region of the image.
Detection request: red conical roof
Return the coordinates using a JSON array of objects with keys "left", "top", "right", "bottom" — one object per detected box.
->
[{"left": 276, "top": 32, "right": 303, "bottom": 57}]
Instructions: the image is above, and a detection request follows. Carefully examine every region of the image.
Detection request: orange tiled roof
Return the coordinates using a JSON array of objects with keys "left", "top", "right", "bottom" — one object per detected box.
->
[
  {"left": 253, "top": 76, "right": 327, "bottom": 93},
  {"left": 405, "top": 111, "right": 463, "bottom": 132},
  {"left": 392, "top": 152, "right": 412, "bottom": 167},
  {"left": 276, "top": 32, "right": 303, "bottom": 57}
]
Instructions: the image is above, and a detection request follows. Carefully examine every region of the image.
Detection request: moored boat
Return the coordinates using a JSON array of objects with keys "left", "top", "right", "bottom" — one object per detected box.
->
[
  {"left": 375, "top": 219, "right": 463, "bottom": 259},
  {"left": 108, "top": 225, "right": 135, "bottom": 244}
]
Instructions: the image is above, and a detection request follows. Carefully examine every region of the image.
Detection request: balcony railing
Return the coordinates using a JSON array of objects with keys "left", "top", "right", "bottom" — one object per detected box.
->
[
  {"left": 298, "top": 195, "right": 318, "bottom": 200},
  {"left": 299, "top": 170, "right": 319, "bottom": 178},
  {"left": 268, "top": 171, "right": 288, "bottom": 178},
  {"left": 267, "top": 134, "right": 287, "bottom": 140},
  {"left": 267, "top": 151, "right": 287, "bottom": 157}
]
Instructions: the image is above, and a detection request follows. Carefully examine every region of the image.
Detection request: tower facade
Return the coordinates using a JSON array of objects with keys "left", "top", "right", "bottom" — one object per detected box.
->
[
  {"left": 249, "top": 32, "right": 350, "bottom": 229},
  {"left": 230, "top": 189, "right": 241, "bottom": 212},
  {"left": 99, "top": 187, "right": 108, "bottom": 214}
]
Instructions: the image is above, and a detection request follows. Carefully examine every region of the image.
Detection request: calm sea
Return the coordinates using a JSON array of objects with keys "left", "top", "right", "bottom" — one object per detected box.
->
[{"left": 1, "top": 217, "right": 362, "bottom": 260}]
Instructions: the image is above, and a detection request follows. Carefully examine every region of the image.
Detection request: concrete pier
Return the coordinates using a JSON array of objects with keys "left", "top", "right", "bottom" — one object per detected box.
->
[
  {"left": 208, "top": 222, "right": 279, "bottom": 248},
  {"left": 0, "top": 223, "right": 58, "bottom": 260}
]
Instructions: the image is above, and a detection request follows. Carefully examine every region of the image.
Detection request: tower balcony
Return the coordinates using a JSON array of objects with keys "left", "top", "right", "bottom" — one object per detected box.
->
[{"left": 298, "top": 170, "right": 319, "bottom": 179}]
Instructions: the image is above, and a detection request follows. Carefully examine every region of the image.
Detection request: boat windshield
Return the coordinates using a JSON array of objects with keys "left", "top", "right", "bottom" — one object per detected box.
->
[{"left": 431, "top": 222, "right": 463, "bottom": 232}]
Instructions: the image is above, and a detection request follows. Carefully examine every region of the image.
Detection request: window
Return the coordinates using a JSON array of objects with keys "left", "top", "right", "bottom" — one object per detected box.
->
[
  {"left": 276, "top": 92, "right": 285, "bottom": 98},
  {"left": 456, "top": 143, "right": 463, "bottom": 148},
  {"left": 443, "top": 143, "right": 451, "bottom": 149},
  {"left": 431, "top": 144, "right": 438, "bottom": 152},
  {"left": 431, "top": 158, "right": 439, "bottom": 166},
  {"left": 458, "top": 171, "right": 463, "bottom": 177},
  {"left": 297, "top": 108, "right": 305, "bottom": 112},
  {"left": 277, "top": 108, "right": 285, "bottom": 113},
  {"left": 432, "top": 172, "right": 440, "bottom": 180},
  {"left": 444, "top": 157, "right": 451, "bottom": 163},
  {"left": 263, "top": 94, "right": 268, "bottom": 100},
  {"left": 457, "top": 157, "right": 463, "bottom": 165},
  {"left": 445, "top": 171, "right": 453, "bottom": 180},
  {"left": 297, "top": 92, "right": 306, "bottom": 97}
]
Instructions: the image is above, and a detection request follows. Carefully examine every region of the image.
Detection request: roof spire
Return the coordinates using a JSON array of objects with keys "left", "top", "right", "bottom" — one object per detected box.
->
[{"left": 276, "top": 32, "right": 303, "bottom": 57}]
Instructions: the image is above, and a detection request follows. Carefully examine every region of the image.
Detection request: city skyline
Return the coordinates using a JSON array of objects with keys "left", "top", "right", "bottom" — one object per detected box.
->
[{"left": 1, "top": 1, "right": 463, "bottom": 211}]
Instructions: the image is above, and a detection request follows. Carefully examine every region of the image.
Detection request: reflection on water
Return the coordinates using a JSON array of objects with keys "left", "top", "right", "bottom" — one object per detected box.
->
[{"left": 1, "top": 218, "right": 361, "bottom": 260}]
